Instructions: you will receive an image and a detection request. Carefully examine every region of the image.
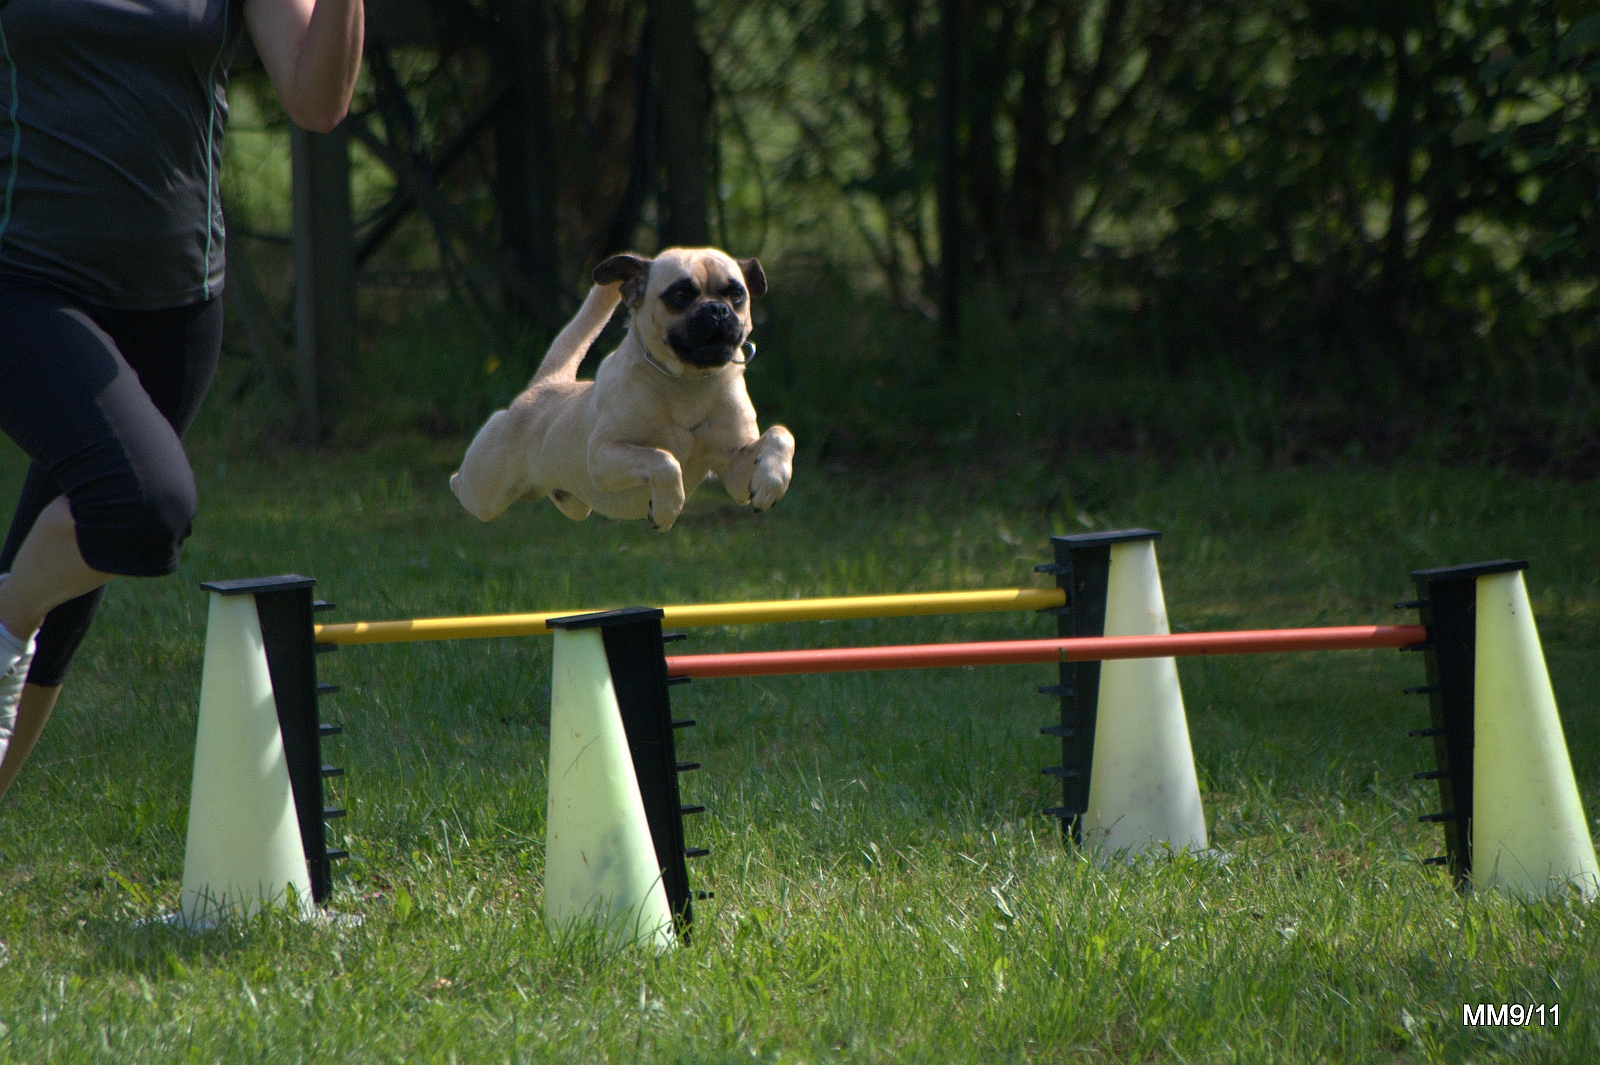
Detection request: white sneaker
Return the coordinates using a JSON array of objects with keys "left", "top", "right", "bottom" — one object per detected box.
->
[
  {"left": 0, "top": 573, "right": 33, "bottom": 749},
  {"left": 0, "top": 636, "right": 32, "bottom": 747}
]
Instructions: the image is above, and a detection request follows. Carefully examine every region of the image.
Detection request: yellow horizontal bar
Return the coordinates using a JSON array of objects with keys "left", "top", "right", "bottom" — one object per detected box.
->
[{"left": 313, "top": 587, "right": 1066, "bottom": 646}]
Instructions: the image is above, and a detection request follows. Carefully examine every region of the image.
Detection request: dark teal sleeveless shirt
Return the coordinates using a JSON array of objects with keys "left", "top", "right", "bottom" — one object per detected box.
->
[{"left": 0, "top": 0, "right": 246, "bottom": 309}]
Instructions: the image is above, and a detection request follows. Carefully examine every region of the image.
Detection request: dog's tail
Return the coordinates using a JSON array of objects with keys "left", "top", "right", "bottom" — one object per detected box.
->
[{"left": 531, "top": 283, "right": 624, "bottom": 385}]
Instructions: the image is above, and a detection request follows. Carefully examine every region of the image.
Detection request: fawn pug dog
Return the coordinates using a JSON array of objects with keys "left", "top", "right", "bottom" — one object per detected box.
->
[{"left": 450, "top": 248, "right": 795, "bottom": 531}]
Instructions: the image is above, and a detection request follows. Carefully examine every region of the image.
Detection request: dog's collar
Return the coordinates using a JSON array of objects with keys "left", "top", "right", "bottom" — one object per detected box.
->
[{"left": 640, "top": 340, "right": 756, "bottom": 379}]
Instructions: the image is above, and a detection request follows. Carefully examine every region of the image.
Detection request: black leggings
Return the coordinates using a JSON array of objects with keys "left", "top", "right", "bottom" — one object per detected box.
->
[{"left": 0, "top": 280, "right": 221, "bottom": 686}]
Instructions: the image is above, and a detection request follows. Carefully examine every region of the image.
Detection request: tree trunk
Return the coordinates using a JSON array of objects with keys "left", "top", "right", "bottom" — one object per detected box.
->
[
  {"left": 492, "top": 0, "right": 562, "bottom": 325},
  {"left": 291, "top": 123, "right": 354, "bottom": 440},
  {"left": 936, "top": 0, "right": 965, "bottom": 361},
  {"left": 648, "top": 0, "right": 710, "bottom": 247}
]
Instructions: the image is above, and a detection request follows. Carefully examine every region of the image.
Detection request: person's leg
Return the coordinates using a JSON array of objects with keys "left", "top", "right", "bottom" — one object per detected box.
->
[
  {"left": 0, "top": 293, "right": 221, "bottom": 681},
  {"left": 0, "top": 497, "right": 113, "bottom": 637},
  {"left": 0, "top": 286, "right": 221, "bottom": 795},
  {"left": 0, "top": 461, "right": 110, "bottom": 793},
  {"left": 0, "top": 291, "right": 222, "bottom": 639},
  {"left": 0, "top": 685, "right": 59, "bottom": 798}
]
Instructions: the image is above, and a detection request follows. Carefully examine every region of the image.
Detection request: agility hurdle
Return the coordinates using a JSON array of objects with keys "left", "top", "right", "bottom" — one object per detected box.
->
[
  {"left": 181, "top": 530, "right": 1599, "bottom": 936},
  {"left": 543, "top": 535, "right": 1598, "bottom": 920},
  {"left": 181, "top": 575, "right": 1076, "bottom": 927}
]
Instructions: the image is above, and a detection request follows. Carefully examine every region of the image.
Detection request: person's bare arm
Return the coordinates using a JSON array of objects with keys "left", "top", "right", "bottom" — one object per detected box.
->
[{"left": 246, "top": 0, "right": 364, "bottom": 133}]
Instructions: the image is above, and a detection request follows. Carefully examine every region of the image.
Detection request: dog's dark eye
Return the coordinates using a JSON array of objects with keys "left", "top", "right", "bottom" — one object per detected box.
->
[
  {"left": 662, "top": 282, "right": 697, "bottom": 311},
  {"left": 724, "top": 283, "right": 747, "bottom": 306}
]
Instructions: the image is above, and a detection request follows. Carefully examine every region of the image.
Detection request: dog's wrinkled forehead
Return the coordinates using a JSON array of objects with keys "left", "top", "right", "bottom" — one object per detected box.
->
[
  {"left": 648, "top": 254, "right": 746, "bottom": 311},
  {"left": 594, "top": 248, "right": 767, "bottom": 311}
]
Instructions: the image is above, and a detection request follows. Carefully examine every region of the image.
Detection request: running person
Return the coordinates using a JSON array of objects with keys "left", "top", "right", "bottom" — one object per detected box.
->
[{"left": 0, "top": 0, "right": 363, "bottom": 796}]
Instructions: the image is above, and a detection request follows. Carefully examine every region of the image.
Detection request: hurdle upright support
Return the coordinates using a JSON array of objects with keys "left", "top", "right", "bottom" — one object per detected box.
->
[
  {"left": 545, "top": 608, "right": 703, "bottom": 937},
  {"left": 1403, "top": 566, "right": 1478, "bottom": 885},
  {"left": 1408, "top": 562, "right": 1599, "bottom": 899},
  {"left": 1037, "top": 530, "right": 1207, "bottom": 856},
  {"left": 1036, "top": 532, "right": 1133, "bottom": 841},
  {"left": 192, "top": 576, "right": 346, "bottom": 907}
]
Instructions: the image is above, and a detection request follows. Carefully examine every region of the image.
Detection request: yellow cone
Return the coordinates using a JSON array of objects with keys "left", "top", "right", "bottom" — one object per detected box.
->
[
  {"left": 1082, "top": 538, "right": 1208, "bottom": 856},
  {"left": 544, "top": 627, "right": 675, "bottom": 950},
  {"left": 1471, "top": 570, "right": 1599, "bottom": 899},
  {"left": 180, "top": 592, "right": 313, "bottom": 926}
]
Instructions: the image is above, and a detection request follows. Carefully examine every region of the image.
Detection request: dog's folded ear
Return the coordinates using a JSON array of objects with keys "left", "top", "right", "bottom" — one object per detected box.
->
[
  {"left": 738, "top": 257, "right": 767, "bottom": 298},
  {"left": 594, "top": 253, "right": 653, "bottom": 306}
]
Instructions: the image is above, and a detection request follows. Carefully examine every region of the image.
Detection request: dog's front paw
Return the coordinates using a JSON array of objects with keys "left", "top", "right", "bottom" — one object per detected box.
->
[
  {"left": 749, "top": 466, "right": 790, "bottom": 513},
  {"left": 647, "top": 496, "right": 684, "bottom": 531},
  {"left": 723, "top": 427, "right": 796, "bottom": 515}
]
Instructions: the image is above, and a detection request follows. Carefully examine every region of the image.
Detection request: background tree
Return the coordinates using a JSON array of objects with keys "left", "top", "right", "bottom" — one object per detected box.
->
[{"left": 226, "top": 0, "right": 1598, "bottom": 462}]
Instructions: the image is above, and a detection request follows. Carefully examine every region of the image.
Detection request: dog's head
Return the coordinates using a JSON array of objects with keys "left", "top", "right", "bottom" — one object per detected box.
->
[{"left": 593, "top": 248, "right": 766, "bottom": 376}]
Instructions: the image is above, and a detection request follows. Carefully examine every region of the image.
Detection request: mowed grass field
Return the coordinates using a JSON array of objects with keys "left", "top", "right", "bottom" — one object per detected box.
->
[{"left": 0, "top": 420, "right": 1596, "bottom": 1063}]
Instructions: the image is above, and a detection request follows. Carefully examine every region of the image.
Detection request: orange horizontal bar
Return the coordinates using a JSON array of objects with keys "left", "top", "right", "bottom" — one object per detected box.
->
[{"left": 664, "top": 625, "right": 1428, "bottom": 679}]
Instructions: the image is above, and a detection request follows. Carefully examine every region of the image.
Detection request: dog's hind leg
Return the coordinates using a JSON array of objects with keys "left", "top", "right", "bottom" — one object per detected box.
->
[
  {"left": 549, "top": 490, "right": 593, "bottom": 521},
  {"left": 450, "top": 408, "right": 532, "bottom": 521},
  {"left": 722, "top": 425, "right": 796, "bottom": 512}
]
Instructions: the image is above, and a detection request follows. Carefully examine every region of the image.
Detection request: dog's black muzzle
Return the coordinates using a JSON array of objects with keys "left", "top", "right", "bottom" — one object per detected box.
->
[{"left": 669, "top": 302, "right": 745, "bottom": 368}]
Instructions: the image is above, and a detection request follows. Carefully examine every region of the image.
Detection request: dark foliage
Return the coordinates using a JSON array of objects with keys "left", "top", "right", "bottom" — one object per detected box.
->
[{"left": 237, "top": 1, "right": 1600, "bottom": 468}]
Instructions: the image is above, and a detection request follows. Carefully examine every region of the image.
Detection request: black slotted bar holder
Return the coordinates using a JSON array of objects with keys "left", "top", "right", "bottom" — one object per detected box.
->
[
  {"left": 546, "top": 607, "right": 701, "bottom": 935},
  {"left": 1405, "top": 559, "right": 1526, "bottom": 888},
  {"left": 199, "top": 576, "right": 346, "bottom": 905},
  {"left": 1035, "top": 529, "right": 1161, "bottom": 844}
]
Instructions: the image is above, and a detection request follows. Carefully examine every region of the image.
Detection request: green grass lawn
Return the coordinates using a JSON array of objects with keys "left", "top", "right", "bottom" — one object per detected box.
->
[{"left": 0, "top": 421, "right": 1595, "bottom": 1062}]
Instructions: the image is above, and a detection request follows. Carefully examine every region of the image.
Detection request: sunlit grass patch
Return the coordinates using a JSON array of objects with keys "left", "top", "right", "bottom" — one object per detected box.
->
[{"left": 0, "top": 429, "right": 1594, "bottom": 1060}]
